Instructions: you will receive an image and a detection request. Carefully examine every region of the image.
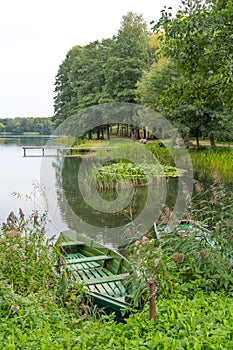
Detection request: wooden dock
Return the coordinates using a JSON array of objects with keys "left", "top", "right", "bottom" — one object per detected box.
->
[{"left": 22, "top": 146, "right": 115, "bottom": 157}]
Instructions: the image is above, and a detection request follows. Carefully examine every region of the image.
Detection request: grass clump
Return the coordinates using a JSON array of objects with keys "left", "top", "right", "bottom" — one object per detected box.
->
[{"left": 191, "top": 147, "right": 233, "bottom": 186}]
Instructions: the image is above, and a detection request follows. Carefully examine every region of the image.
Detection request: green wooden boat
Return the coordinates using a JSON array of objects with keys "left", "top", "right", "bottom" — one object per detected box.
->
[
  {"left": 56, "top": 230, "right": 139, "bottom": 319},
  {"left": 154, "top": 220, "right": 214, "bottom": 245}
]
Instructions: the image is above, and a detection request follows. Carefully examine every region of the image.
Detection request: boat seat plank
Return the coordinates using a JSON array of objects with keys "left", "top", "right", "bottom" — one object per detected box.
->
[
  {"left": 90, "top": 268, "right": 116, "bottom": 295},
  {"left": 85, "top": 273, "right": 129, "bottom": 286},
  {"left": 89, "top": 291, "right": 130, "bottom": 308},
  {"left": 62, "top": 241, "right": 85, "bottom": 247},
  {"left": 66, "top": 253, "right": 101, "bottom": 269},
  {"left": 93, "top": 268, "right": 120, "bottom": 294},
  {"left": 65, "top": 255, "right": 113, "bottom": 264}
]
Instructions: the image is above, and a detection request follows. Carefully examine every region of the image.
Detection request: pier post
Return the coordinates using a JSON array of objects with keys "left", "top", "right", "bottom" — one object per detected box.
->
[{"left": 149, "top": 279, "right": 156, "bottom": 321}]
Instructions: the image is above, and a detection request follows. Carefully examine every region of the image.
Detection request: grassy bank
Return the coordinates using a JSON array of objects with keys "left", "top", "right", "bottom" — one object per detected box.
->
[
  {"left": 1, "top": 139, "right": 233, "bottom": 349},
  {"left": 1, "top": 179, "right": 233, "bottom": 348}
]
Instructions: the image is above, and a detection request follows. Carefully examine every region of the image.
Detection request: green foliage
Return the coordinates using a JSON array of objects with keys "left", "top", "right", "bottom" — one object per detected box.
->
[
  {"left": 0, "top": 117, "right": 53, "bottom": 135},
  {"left": 95, "top": 161, "right": 184, "bottom": 190},
  {"left": 145, "top": 142, "right": 175, "bottom": 165},
  {"left": 191, "top": 147, "right": 233, "bottom": 185},
  {"left": 0, "top": 210, "right": 57, "bottom": 293},
  {"left": 136, "top": 58, "right": 180, "bottom": 110},
  {"left": 128, "top": 178, "right": 233, "bottom": 298},
  {"left": 1, "top": 285, "right": 233, "bottom": 349},
  {"left": 191, "top": 176, "right": 233, "bottom": 232},
  {"left": 1, "top": 142, "right": 233, "bottom": 347},
  {"left": 149, "top": 0, "right": 233, "bottom": 146},
  {"left": 102, "top": 12, "right": 152, "bottom": 104},
  {"left": 53, "top": 12, "right": 153, "bottom": 126},
  {"left": 0, "top": 210, "right": 91, "bottom": 349}
]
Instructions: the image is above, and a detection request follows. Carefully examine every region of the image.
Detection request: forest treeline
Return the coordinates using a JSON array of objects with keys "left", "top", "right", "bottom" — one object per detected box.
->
[
  {"left": 53, "top": 1, "right": 233, "bottom": 147},
  {"left": 0, "top": 117, "right": 53, "bottom": 135}
]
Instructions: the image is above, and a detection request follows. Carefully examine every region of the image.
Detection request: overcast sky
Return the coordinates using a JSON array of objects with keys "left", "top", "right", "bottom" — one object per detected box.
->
[{"left": 0, "top": 0, "right": 180, "bottom": 118}]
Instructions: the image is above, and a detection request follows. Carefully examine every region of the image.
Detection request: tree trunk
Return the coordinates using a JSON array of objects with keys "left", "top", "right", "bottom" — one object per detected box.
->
[
  {"left": 143, "top": 127, "right": 147, "bottom": 139},
  {"left": 96, "top": 129, "right": 100, "bottom": 140},
  {"left": 209, "top": 134, "right": 216, "bottom": 149},
  {"left": 126, "top": 124, "right": 128, "bottom": 137},
  {"left": 195, "top": 129, "right": 200, "bottom": 149},
  {"left": 106, "top": 124, "right": 110, "bottom": 140}
]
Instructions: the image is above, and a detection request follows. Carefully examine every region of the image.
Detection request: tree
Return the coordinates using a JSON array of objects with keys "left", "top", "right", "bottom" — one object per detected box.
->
[
  {"left": 136, "top": 58, "right": 180, "bottom": 110},
  {"left": 0, "top": 121, "right": 5, "bottom": 132},
  {"left": 151, "top": 0, "right": 233, "bottom": 146},
  {"left": 53, "top": 12, "right": 154, "bottom": 138},
  {"left": 103, "top": 12, "right": 152, "bottom": 103},
  {"left": 53, "top": 46, "right": 83, "bottom": 125}
]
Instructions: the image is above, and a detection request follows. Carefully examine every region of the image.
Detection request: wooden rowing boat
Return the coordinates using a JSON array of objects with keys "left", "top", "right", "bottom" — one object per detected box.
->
[
  {"left": 56, "top": 230, "right": 140, "bottom": 319},
  {"left": 154, "top": 220, "right": 214, "bottom": 245}
]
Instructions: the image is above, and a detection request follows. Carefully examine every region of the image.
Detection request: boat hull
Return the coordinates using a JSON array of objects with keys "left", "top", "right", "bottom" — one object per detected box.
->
[{"left": 56, "top": 230, "right": 137, "bottom": 319}]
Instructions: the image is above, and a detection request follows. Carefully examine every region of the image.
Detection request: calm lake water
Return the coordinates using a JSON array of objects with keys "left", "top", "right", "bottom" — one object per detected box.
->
[
  {"left": 0, "top": 136, "right": 68, "bottom": 238},
  {"left": 0, "top": 136, "right": 182, "bottom": 247}
]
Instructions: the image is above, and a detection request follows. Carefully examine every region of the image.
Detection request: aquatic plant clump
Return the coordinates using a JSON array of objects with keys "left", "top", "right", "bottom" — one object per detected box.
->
[{"left": 95, "top": 162, "right": 185, "bottom": 189}]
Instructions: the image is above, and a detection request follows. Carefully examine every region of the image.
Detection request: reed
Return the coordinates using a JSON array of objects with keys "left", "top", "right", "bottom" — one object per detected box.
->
[{"left": 191, "top": 148, "right": 233, "bottom": 185}]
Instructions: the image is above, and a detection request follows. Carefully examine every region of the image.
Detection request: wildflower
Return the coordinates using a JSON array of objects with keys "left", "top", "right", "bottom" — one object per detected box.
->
[
  {"left": 5, "top": 230, "right": 21, "bottom": 237},
  {"left": 80, "top": 303, "right": 89, "bottom": 311},
  {"left": 49, "top": 234, "right": 56, "bottom": 242},
  {"left": 11, "top": 305, "right": 20, "bottom": 311},
  {"left": 213, "top": 172, "right": 222, "bottom": 184},
  {"left": 135, "top": 240, "right": 140, "bottom": 247},
  {"left": 160, "top": 205, "right": 171, "bottom": 225},
  {"left": 7, "top": 211, "right": 18, "bottom": 223},
  {"left": 200, "top": 250, "right": 209, "bottom": 259},
  {"left": 19, "top": 208, "right": 25, "bottom": 220},
  {"left": 154, "top": 258, "right": 159, "bottom": 266},
  {"left": 141, "top": 236, "right": 148, "bottom": 245},
  {"left": 193, "top": 179, "right": 204, "bottom": 193},
  {"left": 172, "top": 253, "right": 185, "bottom": 263},
  {"left": 10, "top": 244, "right": 19, "bottom": 251},
  {"left": 32, "top": 210, "right": 39, "bottom": 225}
]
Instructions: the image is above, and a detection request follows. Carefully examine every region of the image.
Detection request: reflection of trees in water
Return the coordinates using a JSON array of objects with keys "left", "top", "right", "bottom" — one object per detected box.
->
[
  {"left": 61, "top": 157, "right": 147, "bottom": 228},
  {"left": 1, "top": 136, "right": 53, "bottom": 147},
  {"left": 52, "top": 155, "right": 180, "bottom": 248}
]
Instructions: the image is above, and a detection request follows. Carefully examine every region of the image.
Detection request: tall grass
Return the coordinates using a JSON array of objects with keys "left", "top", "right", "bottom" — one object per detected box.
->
[{"left": 191, "top": 147, "right": 233, "bottom": 186}]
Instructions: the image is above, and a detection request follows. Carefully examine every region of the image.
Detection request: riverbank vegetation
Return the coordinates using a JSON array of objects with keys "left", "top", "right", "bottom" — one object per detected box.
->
[
  {"left": 1, "top": 175, "right": 233, "bottom": 348},
  {"left": 0, "top": 117, "right": 53, "bottom": 135},
  {"left": 68, "top": 138, "right": 233, "bottom": 187}
]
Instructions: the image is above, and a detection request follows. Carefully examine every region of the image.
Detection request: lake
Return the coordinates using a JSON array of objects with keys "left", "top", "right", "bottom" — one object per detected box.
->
[
  {"left": 0, "top": 136, "right": 186, "bottom": 247},
  {"left": 0, "top": 136, "right": 68, "bottom": 237}
]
